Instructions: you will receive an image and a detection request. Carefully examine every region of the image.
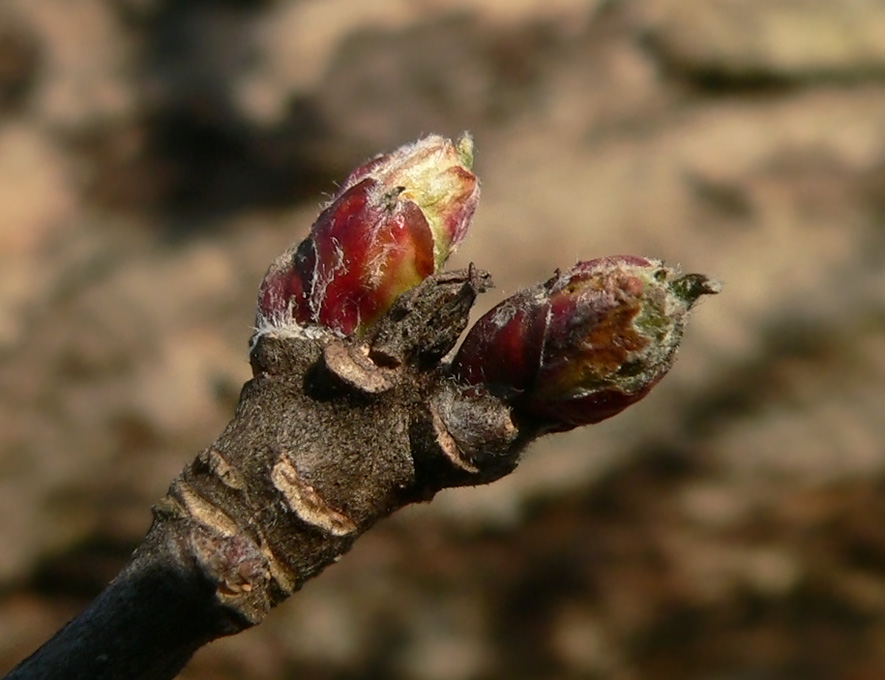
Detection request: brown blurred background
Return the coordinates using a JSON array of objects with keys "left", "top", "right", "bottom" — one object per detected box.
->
[{"left": 2, "top": 1, "right": 885, "bottom": 678}]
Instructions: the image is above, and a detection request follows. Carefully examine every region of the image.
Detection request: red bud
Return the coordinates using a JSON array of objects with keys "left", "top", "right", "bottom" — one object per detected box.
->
[
  {"left": 451, "top": 256, "right": 720, "bottom": 432},
  {"left": 258, "top": 134, "right": 479, "bottom": 336}
]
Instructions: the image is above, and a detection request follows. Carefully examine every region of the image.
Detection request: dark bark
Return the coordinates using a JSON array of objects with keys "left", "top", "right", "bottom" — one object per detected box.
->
[{"left": 4, "top": 268, "right": 530, "bottom": 680}]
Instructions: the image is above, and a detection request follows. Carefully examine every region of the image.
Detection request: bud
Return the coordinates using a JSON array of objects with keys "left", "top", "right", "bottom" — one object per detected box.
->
[
  {"left": 451, "top": 256, "right": 720, "bottom": 432},
  {"left": 258, "top": 134, "right": 480, "bottom": 336}
]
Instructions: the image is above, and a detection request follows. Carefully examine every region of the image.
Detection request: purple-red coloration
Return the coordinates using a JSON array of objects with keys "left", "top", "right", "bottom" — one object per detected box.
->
[
  {"left": 257, "top": 134, "right": 479, "bottom": 336},
  {"left": 452, "top": 256, "right": 718, "bottom": 432}
]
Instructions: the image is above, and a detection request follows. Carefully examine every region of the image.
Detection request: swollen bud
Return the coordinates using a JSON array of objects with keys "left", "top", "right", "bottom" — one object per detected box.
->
[
  {"left": 451, "top": 256, "right": 720, "bottom": 432},
  {"left": 258, "top": 134, "right": 480, "bottom": 336}
]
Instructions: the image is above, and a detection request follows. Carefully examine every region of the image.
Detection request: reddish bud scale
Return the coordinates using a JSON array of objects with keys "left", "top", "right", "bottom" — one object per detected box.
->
[
  {"left": 452, "top": 256, "right": 719, "bottom": 432},
  {"left": 257, "top": 134, "right": 479, "bottom": 336},
  {"left": 260, "top": 179, "right": 435, "bottom": 335}
]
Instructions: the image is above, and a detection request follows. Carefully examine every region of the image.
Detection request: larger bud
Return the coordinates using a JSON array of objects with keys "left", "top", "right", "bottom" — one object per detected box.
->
[
  {"left": 451, "top": 256, "right": 720, "bottom": 433},
  {"left": 258, "top": 134, "right": 479, "bottom": 336}
]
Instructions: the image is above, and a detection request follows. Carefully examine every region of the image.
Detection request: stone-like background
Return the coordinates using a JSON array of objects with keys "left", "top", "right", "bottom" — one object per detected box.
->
[{"left": 2, "top": 1, "right": 885, "bottom": 678}]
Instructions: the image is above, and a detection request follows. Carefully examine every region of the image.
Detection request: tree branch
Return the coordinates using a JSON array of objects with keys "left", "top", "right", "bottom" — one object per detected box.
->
[
  {"left": 2, "top": 135, "right": 717, "bottom": 680},
  {"left": 4, "top": 269, "right": 525, "bottom": 680}
]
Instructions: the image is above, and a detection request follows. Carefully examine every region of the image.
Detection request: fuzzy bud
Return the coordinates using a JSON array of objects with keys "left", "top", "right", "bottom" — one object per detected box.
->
[
  {"left": 451, "top": 256, "right": 720, "bottom": 432},
  {"left": 258, "top": 134, "right": 479, "bottom": 336}
]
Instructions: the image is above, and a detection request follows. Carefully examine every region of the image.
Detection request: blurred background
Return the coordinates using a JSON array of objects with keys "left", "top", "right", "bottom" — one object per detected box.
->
[{"left": 1, "top": 1, "right": 885, "bottom": 678}]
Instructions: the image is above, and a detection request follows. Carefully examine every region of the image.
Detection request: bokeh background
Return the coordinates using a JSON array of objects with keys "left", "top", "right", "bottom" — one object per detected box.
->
[{"left": 2, "top": 1, "right": 885, "bottom": 678}]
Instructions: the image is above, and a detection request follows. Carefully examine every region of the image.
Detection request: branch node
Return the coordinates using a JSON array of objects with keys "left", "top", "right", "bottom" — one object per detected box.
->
[
  {"left": 429, "top": 383, "right": 521, "bottom": 484},
  {"left": 321, "top": 341, "right": 398, "bottom": 394},
  {"left": 368, "top": 267, "right": 492, "bottom": 368},
  {"left": 271, "top": 454, "right": 359, "bottom": 536},
  {"left": 169, "top": 480, "right": 240, "bottom": 537},
  {"left": 195, "top": 448, "right": 245, "bottom": 490},
  {"left": 430, "top": 408, "right": 480, "bottom": 474},
  {"left": 188, "top": 526, "right": 271, "bottom": 623}
]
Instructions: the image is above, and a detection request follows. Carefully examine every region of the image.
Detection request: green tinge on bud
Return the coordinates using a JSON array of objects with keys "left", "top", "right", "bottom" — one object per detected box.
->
[
  {"left": 257, "top": 134, "right": 480, "bottom": 337},
  {"left": 451, "top": 256, "right": 720, "bottom": 432},
  {"left": 363, "top": 133, "right": 478, "bottom": 270}
]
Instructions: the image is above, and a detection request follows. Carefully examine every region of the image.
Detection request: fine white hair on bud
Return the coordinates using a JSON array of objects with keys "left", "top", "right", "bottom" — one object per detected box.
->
[{"left": 255, "top": 134, "right": 479, "bottom": 340}]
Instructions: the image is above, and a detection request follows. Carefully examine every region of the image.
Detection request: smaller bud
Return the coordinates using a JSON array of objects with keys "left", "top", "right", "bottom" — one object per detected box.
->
[
  {"left": 258, "top": 134, "right": 480, "bottom": 337},
  {"left": 451, "top": 256, "right": 719, "bottom": 432}
]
